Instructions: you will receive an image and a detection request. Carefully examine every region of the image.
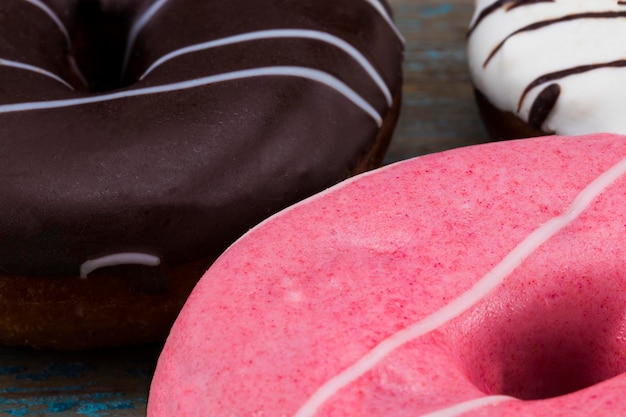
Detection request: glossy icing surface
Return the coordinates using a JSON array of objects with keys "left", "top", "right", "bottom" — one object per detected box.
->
[
  {"left": 0, "top": 0, "right": 403, "bottom": 276},
  {"left": 150, "top": 134, "right": 626, "bottom": 416},
  {"left": 467, "top": 0, "right": 626, "bottom": 135}
]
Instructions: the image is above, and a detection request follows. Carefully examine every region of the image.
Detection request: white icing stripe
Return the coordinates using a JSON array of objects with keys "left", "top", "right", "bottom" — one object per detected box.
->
[
  {"left": 0, "top": 66, "right": 382, "bottom": 126},
  {"left": 122, "top": 0, "right": 170, "bottom": 75},
  {"left": 292, "top": 155, "right": 626, "bottom": 417},
  {"left": 122, "top": 0, "right": 401, "bottom": 75},
  {"left": 364, "top": 0, "right": 405, "bottom": 42},
  {"left": 0, "top": 58, "right": 73, "bottom": 90},
  {"left": 20, "top": 0, "right": 71, "bottom": 45},
  {"left": 139, "top": 29, "right": 393, "bottom": 106},
  {"left": 420, "top": 395, "right": 515, "bottom": 417},
  {"left": 80, "top": 253, "right": 161, "bottom": 278}
]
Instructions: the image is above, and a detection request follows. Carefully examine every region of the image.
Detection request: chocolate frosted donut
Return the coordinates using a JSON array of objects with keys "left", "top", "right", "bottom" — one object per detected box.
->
[
  {"left": 0, "top": 0, "right": 403, "bottom": 348},
  {"left": 467, "top": 0, "right": 626, "bottom": 140}
]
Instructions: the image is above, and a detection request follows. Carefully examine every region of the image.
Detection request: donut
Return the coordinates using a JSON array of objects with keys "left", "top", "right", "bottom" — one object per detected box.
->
[
  {"left": 0, "top": 0, "right": 403, "bottom": 349},
  {"left": 149, "top": 133, "right": 626, "bottom": 416},
  {"left": 467, "top": 0, "right": 626, "bottom": 140}
]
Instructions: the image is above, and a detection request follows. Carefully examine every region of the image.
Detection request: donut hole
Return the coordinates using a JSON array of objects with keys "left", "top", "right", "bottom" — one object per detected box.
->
[
  {"left": 69, "top": 1, "right": 139, "bottom": 91},
  {"left": 452, "top": 272, "right": 626, "bottom": 400}
]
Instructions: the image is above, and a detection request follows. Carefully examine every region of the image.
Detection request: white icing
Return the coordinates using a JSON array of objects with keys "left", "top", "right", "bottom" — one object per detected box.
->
[
  {"left": 0, "top": 66, "right": 383, "bottom": 126},
  {"left": 292, "top": 154, "right": 626, "bottom": 417},
  {"left": 0, "top": 58, "right": 73, "bottom": 90},
  {"left": 80, "top": 253, "right": 161, "bottom": 278},
  {"left": 19, "top": 0, "right": 71, "bottom": 45},
  {"left": 467, "top": 0, "right": 626, "bottom": 135},
  {"left": 420, "top": 395, "right": 515, "bottom": 417},
  {"left": 139, "top": 29, "right": 392, "bottom": 106},
  {"left": 122, "top": 0, "right": 402, "bottom": 76},
  {"left": 122, "top": 0, "right": 170, "bottom": 75}
]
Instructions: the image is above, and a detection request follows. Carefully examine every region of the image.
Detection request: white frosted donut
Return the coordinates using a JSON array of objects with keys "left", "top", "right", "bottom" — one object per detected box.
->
[
  {"left": 148, "top": 133, "right": 626, "bottom": 416},
  {"left": 467, "top": 0, "right": 626, "bottom": 137}
]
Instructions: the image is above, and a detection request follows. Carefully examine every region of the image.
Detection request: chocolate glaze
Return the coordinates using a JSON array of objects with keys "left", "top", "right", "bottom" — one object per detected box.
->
[{"left": 0, "top": 0, "right": 403, "bottom": 276}]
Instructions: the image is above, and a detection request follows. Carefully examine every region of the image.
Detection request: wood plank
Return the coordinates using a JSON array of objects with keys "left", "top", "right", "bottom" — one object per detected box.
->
[
  {"left": 386, "top": 0, "right": 488, "bottom": 162},
  {"left": 0, "top": 345, "right": 161, "bottom": 416}
]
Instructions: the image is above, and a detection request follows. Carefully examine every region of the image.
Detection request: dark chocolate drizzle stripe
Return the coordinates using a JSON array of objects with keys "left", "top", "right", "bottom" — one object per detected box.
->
[
  {"left": 528, "top": 83, "right": 559, "bottom": 130},
  {"left": 507, "top": 0, "right": 554, "bottom": 11},
  {"left": 518, "top": 60, "right": 626, "bottom": 112},
  {"left": 467, "top": 0, "right": 553, "bottom": 38},
  {"left": 468, "top": 0, "right": 507, "bottom": 38},
  {"left": 483, "top": 11, "right": 626, "bottom": 67}
]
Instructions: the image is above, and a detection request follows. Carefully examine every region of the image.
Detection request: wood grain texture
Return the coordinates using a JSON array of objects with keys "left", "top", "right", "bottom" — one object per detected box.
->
[
  {"left": 386, "top": 0, "right": 487, "bottom": 163},
  {"left": 0, "top": 345, "right": 161, "bottom": 416},
  {"left": 0, "top": 1, "right": 482, "bottom": 415}
]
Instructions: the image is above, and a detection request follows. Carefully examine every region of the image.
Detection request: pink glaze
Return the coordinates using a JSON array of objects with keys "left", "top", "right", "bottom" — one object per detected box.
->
[{"left": 148, "top": 133, "right": 626, "bottom": 416}]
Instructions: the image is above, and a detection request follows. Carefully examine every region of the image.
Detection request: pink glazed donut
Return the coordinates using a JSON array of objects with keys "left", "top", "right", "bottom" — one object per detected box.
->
[{"left": 148, "top": 133, "right": 626, "bottom": 417}]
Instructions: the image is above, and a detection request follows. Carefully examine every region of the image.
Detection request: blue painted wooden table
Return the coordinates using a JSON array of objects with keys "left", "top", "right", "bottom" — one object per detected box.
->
[
  {"left": 0, "top": 345, "right": 160, "bottom": 416},
  {"left": 385, "top": 0, "right": 487, "bottom": 164},
  {"left": 0, "top": 1, "right": 488, "bottom": 415}
]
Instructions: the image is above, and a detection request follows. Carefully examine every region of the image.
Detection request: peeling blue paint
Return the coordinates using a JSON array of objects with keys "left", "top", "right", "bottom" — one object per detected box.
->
[
  {"left": 0, "top": 368, "right": 25, "bottom": 377},
  {"left": 421, "top": 3, "right": 453, "bottom": 18},
  {"left": 48, "top": 401, "right": 79, "bottom": 413},
  {"left": 76, "top": 399, "right": 134, "bottom": 416},
  {"left": 0, "top": 392, "right": 140, "bottom": 417}
]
